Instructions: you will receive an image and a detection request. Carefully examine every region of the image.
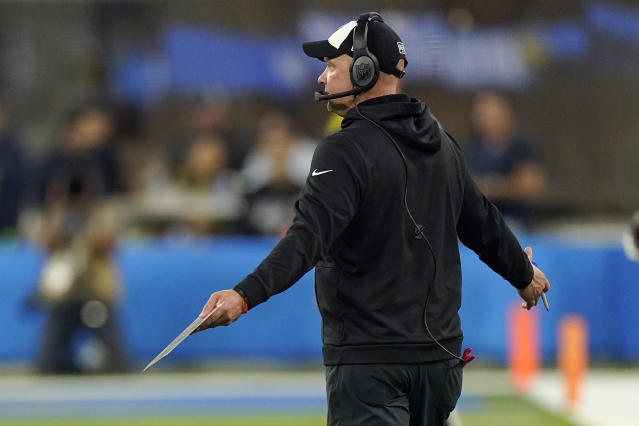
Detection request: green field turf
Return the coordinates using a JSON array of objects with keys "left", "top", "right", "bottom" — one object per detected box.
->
[
  {"left": 2, "top": 395, "right": 575, "bottom": 426},
  {"left": 460, "top": 395, "right": 575, "bottom": 426}
]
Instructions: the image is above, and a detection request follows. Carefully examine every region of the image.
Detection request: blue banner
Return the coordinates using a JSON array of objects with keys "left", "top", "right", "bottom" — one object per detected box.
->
[{"left": 2, "top": 235, "right": 638, "bottom": 366}]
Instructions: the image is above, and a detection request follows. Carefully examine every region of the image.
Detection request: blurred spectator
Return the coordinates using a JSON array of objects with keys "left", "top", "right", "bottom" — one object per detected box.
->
[
  {"left": 128, "top": 132, "right": 244, "bottom": 236},
  {"left": 0, "top": 101, "right": 24, "bottom": 236},
  {"left": 176, "top": 93, "right": 250, "bottom": 171},
  {"left": 242, "top": 111, "right": 316, "bottom": 192},
  {"left": 466, "top": 92, "right": 545, "bottom": 226},
  {"left": 241, "top": 111, "right": 316, "bottom": 235},
  {"left": 36, "top": 102, "right": 120, "bottom": 209},
  {"left": 177, "top": 132, "right": 232, "bottom": 191},
  {"left": 33, "top": 203, "right": 128, "bottom": 373},
  {"left": 173, "top": 132, "right": 244, "bottom": 234}
]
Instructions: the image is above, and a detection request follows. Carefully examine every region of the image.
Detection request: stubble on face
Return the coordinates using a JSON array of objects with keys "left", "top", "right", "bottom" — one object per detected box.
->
[
  {"left": 321, "top": 55, "right": 355, "bottom": 117},
  {"left": 327, "top": 99, "right": 352, "bottom": 117}
]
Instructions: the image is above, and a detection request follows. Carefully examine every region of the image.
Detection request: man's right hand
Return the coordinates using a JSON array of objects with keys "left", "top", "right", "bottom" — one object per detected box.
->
[
  {"left": 517, "top": 246, "right": 550, "bottom": 310},
  {"left": 191, "top": 289, "right": 245, "bottom": 334}
]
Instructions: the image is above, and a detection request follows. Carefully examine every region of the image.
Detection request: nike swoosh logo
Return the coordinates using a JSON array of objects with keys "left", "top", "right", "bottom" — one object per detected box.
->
[{"left": 312, "top": 169, "right": 334, "bottom": 176}]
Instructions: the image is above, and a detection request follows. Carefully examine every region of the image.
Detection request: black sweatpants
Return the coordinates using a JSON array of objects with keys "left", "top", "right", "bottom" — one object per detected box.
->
[{"left": 326, "top": 360, "right": 462, "bottom": 426}]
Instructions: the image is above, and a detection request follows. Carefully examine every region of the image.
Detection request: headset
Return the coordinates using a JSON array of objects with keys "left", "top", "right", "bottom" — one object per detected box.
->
[
  {"left": 315, "top": 12, "right": 470, "bottom": 365},
  {"left": 314, "top": 12, "right": 382, "bottom": 102},
  {"left": 350, "top": 12, "right": 382, "bottom": 92}
]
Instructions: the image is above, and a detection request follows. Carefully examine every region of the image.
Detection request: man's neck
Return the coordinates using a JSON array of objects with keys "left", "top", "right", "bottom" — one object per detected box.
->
[{"left": 354, "top": 86, "right": 397, "bottom": 105}]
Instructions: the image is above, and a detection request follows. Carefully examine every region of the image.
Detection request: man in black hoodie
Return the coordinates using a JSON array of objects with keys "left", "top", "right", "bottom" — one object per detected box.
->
[{"left": 194, "top": 13, "right": 550, "bottom": 426}]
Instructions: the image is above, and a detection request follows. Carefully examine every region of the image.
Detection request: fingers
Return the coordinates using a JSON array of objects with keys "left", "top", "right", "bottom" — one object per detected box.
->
[
  {"left": 209, "top": 303, "right": 230, "bottom": 327},
  {"left": 192, "top": 301, "right": 226, "bottom": 334},
  {"left": 525, "top": 246, "right": 533, "bottom": 260},
  {"left": 521, "top": 299, "right": 536, "bottom": 310},
  {"left": 193, "top": 292, "right": 224, "bottom": 335},
  {"left": 535, "top": 269, "right": 550, "bottom": 293},
  {"left": 193, "top": 289, "right": 244, "bottom": 334},
  {"left": 200, "top": 292, "right": 221, "bottom": 318},
  {"left": 519, "top": 284, "right": 540, "bottom": 311},
  {"left": 541, "top": 271, "right": 550, "bottom": 292},
  {"left": 203, "top": 301, "right": 227, "bottom": 328}
]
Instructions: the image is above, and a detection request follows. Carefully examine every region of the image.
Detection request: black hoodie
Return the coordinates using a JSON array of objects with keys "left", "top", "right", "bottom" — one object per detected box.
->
[{"left": 235, "top": 94, "right": 533, "bottom": 365}]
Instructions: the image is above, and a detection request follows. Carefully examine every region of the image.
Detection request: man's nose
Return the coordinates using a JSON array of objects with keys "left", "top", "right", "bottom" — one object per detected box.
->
[{"left": 318, "top": 68, "right": 327, "bottom": 85}]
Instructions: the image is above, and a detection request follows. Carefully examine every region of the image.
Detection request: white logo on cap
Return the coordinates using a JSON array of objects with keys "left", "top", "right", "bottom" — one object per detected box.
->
[
  {"left": 397, "top": 42, "right": 406, "bottom": 55},
  {"left": 328, "top": 21, "right": 357, "bottom": 49}
]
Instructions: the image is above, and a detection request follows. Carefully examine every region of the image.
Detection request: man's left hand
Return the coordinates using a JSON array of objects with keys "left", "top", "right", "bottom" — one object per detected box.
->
[
  {"left": 517, "top": 246, "right": 550, "bottom": 310},
  {"left": 192, "top": 289, "right": 244, "bottom": 334}
]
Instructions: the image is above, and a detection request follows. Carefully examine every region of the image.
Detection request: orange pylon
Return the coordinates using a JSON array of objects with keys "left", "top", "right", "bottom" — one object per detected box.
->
[
  {"left": 558, "top": 315, "right": 588, "bottom": 409},
  {"left": 507, "top": 301, "right": 540, "bottom": 392}
]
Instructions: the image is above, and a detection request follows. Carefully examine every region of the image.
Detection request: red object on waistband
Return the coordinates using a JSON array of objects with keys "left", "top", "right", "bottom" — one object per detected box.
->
[{"left": 461, "top": 347, "right": 475, "bottom": 367}]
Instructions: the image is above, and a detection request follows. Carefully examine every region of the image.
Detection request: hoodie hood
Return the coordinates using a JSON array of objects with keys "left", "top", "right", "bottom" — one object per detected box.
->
[{"left": 341, "top": 94, "right": 441, "bottom": 153}]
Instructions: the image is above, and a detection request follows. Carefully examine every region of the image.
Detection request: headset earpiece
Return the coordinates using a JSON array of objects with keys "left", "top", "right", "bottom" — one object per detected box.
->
[
  {"left": 350, "top": 12, "right": 381, "bottom": 92},
  {"left": 350, "top": 54, "right": 378, "bottom": 91}
]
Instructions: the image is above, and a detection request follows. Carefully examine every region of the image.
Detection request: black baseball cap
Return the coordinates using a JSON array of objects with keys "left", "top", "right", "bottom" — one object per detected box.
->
[{"left": 302, "top": 15, "right": 407, "bottom": 78}]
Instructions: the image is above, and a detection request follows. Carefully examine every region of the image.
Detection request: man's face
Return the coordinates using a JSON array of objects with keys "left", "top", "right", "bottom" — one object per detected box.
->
[{"left": 318, "top": 54, "right": 354, "bottom": 116}]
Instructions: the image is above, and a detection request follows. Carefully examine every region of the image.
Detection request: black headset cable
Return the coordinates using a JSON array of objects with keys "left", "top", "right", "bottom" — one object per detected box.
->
[{"left": 353, "top": 97, "right": 466, "bottom": 365}]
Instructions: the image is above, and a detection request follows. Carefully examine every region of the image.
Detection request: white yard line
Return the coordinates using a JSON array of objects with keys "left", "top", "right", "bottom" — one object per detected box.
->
[
  {"left": 0, "top": 371, "right": 327, "bottom": 403},
  {"left": 527, "top": 369, "right": 639, "bottom": 426},
  {"left": 6, "top": 367, "right": 631, "bottom": 424}
]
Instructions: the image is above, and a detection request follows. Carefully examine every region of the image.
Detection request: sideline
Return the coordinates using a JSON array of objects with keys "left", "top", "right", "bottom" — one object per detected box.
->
[
  {"left": 527, "top": 369, "right": 638, "bottom": 426},
  {"left": 0, "top": 371, "right": 327, "bottom": 418}
]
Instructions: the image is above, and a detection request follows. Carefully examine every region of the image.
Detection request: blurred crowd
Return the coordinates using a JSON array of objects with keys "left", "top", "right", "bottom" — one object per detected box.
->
[
  {"left": 4, "top": 94, "right": 321, "bottom": 373},
  {"left": 2, "top": 91, "right": 547, "bottom": 373},
  {"left": 0, "top": 96, "right": 319, "bottom": 241},
  {"left": 0, "top": 91, "right": 547, "bottom": 242}
]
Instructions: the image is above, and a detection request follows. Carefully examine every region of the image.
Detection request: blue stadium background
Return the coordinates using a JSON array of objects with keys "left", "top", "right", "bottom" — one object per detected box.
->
[{"left": 2, "top": 235, "right": 637, "bottom": 365}]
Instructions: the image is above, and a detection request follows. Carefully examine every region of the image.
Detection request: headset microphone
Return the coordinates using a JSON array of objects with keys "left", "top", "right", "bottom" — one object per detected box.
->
[{"left": 314, "top": 86, "right": 363, "bottom": 101}]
